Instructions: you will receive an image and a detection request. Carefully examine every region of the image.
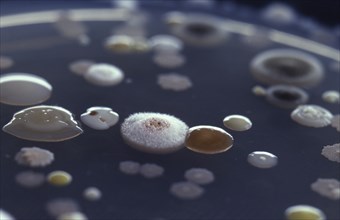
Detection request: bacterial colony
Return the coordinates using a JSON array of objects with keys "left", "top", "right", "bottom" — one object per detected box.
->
[{"left": 0, "top": 0, "right": 339, "bottom": 220}]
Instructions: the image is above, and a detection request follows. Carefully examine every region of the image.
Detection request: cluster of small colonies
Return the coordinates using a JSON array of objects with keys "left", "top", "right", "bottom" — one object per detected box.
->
[
  {"left": 247, "top": 151, "right": 278, "bottom": 168},
  {"left": 170, "top": 167, "right": 215, "bottom": 200},
  {"left": 70, "top": 60, "right": 125, "bottom": 87},
  {"left": 119, "top": 160, "right": 164, "bottom": 178},
  {"left": 157, "top": 73, "right": 193, "bottom": 91},
  {"left": 0, "top": 73, "right": 52, "bottom": 106},
  {"left": 185, "top": 125, "right": 233, "bottom": 154},
  {"left": 81, "top": 106, "right": 119, "bottom": 130},
  {"left": 121, "top": 112, "right": 188, "bottom": 154},
  {"left": 321, "top": 143, "right": 340, "bottom": 163},
  {"left": 290, "top": 105, "right": 333, "bottom": 128},
  {"left": 151, "top": 34, "right": 186, "bottom": 68},
  {"left": 2, "top": 105, "right": 83, "bottom": 142},
  {"left": 311, "top": 178, "right": 340, "bottom": 200},
  {"left": 15, "top": 147, "right": 54, "bottom": 167}
]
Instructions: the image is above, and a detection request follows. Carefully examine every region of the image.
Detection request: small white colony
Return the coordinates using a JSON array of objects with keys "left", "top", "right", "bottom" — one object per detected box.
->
[
  {"left": 251, "top": 85, "right": 267, "bottom": 96},
  {"left": 170, "top": 181, "right": 205, "bottom": 200},
  {"left": 290, "top": 105, "right": 333, "bottom": 128},
  {"left": 164, "top": 11, "right": 186, "bottom": 27},
  {"left": 57, "top": 212, "right": 88, "bottom": 220},
  {"left": 46, "top": 198, "right": 80, "bottom": 217},
  {"left": 284, "top": 205, "right": 326, "bottom": 220},
  {"left": 15, "top": 171, "right": 45, "bottom": 188},
  {"left": 157, "top": 73, "right": 192, "bottom": 91},
  {"left": 150, "top": 35, "right": 183, "bottom": 53},
  {"left": 184, "top": 168, "right": 215, "bottom": 185},
  {"left": 321, "top": 143, "right": 340, "bottom": 163},
  {"left": 119, "top": 160, "right": 141, "bottom": 175},
  {"left": 0, "top": 209, "right": 15, "bottom": 220},
  {"left": 322, "top": 90, "right": 340, "bottom": 104},
  {"left": 84, "top": 63, "right": 124, "bottom": 86},
  {"left": 83, "top": 187, "right": 102, "bottom": 201},
  {"left": 331, "top": 115, "right": 340, "bottom": 132},
  {"left": 140, "top": 163, "right": 164, "bottom": 178},
  {"left": 261, "top": 3, "right": 297, "bottom": 25},
  {"left": 121, "top": 112, "right": 189, "bottom": 154},
  {"left": 69, "top": 60, "right": 95, "bottom": 76},
  {"left": 0, "top": 56, "right": 14, "bottom": 69},
  {"left": 311, "top": 178, "right": 340, "bottom": 200},
  {"left": 223, "top": 115, "right": 252, "bottom": 131},
  {"left": 0, "top": 73, "right": 52, "bottom": 106},
  {"left": 153, "top": 52, "right": 186, "bottom": 68},
  {"left": 15, "top": 147, "right": 54, "bottom": 167},
  {"left": 247, "top": 151, "right": 278, "bottom": 168},
  {"left": 81, "top": 107, "right": 119, "bottom": 130}
]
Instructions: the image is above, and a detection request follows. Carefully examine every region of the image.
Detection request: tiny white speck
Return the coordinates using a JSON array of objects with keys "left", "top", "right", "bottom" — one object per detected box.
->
[{"left": 83, "top": 187, "right": 102, "bottom": 201}]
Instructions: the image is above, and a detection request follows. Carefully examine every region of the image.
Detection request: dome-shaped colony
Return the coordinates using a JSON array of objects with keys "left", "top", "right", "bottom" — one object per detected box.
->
[
  {"left": 0, "top": 73, "right": 52, "bottom": 106},
  {"left": 185, "top": 125, "right": 234, "bottom": 154},
  {"left": 290, "top": 105, "right": 333, "bottom": 128},
  {"left": 2, "top": 105, "right": 83, "bottom": 142},
  {"left": 81, "top": 106, "right": 119, "bottom": 130}
]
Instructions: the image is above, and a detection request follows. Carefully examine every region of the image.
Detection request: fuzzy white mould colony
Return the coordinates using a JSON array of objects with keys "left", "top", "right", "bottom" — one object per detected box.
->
[{"left": 121, "top": 112, "right": 188, "bottom": 154}]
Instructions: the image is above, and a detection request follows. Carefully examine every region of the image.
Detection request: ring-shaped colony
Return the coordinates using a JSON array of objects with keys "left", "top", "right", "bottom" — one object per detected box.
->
[{"left": 250, "top": 49, "right": 324, "bottom": 88}]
